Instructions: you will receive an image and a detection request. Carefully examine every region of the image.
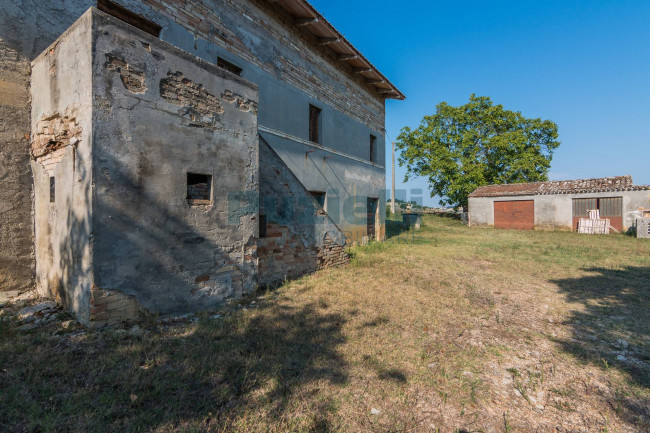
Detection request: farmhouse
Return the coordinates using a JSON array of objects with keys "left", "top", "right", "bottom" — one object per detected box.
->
[
  {"left": 0, "top": 0, "right": 403, "bottom": 326},
  {"left": 468, "top": 176, "right": 650, "bottom": 231}
]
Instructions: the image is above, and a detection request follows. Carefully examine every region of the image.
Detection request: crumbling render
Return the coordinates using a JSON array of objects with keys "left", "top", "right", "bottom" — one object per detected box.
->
[
  {"left": 222, "top": 90, "right": 258, "bottom": 114},
  {"left": 159, "top": 72, "right": 258, "bottom": 130},
  {"left": 31, "top": 112, "right": 81, "bottom": 174},
  {"left": 160, "top": 71, "right": 225, "bottom": 130},
  {"left": 105, "top": 53, "right": 147, "bottom": 94}
]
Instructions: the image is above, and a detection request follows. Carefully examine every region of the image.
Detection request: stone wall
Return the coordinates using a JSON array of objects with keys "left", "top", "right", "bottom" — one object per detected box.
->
[{"left": 258, "top": 139, "right": 348, "bottom": 287}]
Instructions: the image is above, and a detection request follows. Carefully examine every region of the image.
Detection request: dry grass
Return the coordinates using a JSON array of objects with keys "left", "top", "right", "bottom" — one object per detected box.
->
[{"left": 1, "top": 216, "right": 649, "bottom": 432}]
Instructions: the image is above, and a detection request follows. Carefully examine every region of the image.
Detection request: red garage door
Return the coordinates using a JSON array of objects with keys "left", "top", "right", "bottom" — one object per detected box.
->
[{"left": 494, "top": 200, "right": 535, "bottom": 230}]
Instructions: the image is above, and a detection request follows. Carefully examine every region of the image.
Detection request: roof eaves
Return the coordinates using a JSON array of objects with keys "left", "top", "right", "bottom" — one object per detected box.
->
[
  {"left": 469, "top": 177, "right": 650, "bottom": 198},
  {"left": 268, "top": 0, "right": 405, "bottom": 101}
]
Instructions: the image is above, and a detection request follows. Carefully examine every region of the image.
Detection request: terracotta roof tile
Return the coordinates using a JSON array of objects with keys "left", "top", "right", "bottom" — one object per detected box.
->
[{"left": 469, "top": 176, "right": 650, "bottom": 198}]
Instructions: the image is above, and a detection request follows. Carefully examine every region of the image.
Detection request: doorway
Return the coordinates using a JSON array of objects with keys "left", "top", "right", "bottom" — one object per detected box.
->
[
  {"left": 572, "top": 197, "right": 622, "bottom": 231},
  {"left": 367, "top": 197, "right": 378, "bottom": 240}
]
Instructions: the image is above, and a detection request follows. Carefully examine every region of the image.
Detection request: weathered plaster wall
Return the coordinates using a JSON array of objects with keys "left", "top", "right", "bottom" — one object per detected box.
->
[
  {"left": 259, "top": 140, "right": 348, "bottom": 287},
  {"left": 2, "top": 0, "right": 388, "bottom": 293},
  {"left": 30, "top": 13, "right": 94, "bottom": 322},
  {"left": 0, "top": 40, "right": 33, "bottom": 293},
  {"left": 91, "top": 10, "right": 259, "bottom": 318},
  {"left": 469, "top": 190, "right": 650, "bottom": 230},
  {"left": 1, "top": 0, "right": 101, "bottom": 293}
]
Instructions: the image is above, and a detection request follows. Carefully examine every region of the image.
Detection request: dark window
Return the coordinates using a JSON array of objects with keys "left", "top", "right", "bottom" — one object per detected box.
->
[
  {"left": 49, "top": 177, "right": 55, "bottom": 203},
  {"left": 370, "top": 134, "right": 377, "bottom": 163},
  {"left": 259, "top": 214, "right": 267, "bottom": 238},
  {"left": 309, "top": 105, "right": 321, "bottom": 144},
  {"left": 310, "top": 191, "right": 326, "bottom": 209},
  {"left": 187, "top": 173, "right": 212, "bottom": 204},
  {"left": 598, "top": 197, "right": 622, "bottom": 218},
  {"left": 217, "top": 57, "right": 243, "bottom": 76},
  {"left": 572, "top": 198, "right": 597, "bottom": 218},
  {"left": 572, "top": 197, "right": 622, "bottom": 218},
  {"left": 97, "top": 0, "right": 162, "bottom": 37}
]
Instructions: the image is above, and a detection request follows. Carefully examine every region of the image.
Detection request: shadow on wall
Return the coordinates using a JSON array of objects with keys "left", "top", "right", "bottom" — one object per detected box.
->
[
  {"left": 551, "top": 266, "right": 650, "bottom": 418},
  {"left": 41, "top": 143, "right": 257, "bottom": 323},
  {"left": 91, "top": 155, "right": 256, "bottom": 316},
  {"left": 0, "top": 301, "right": 348, "bottom": 431}
]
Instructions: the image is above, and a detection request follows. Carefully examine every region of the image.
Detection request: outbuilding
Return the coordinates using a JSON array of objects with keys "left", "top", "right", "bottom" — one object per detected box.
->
[{"left": 468, "top": 176, "right": 650, "bottom": 232}]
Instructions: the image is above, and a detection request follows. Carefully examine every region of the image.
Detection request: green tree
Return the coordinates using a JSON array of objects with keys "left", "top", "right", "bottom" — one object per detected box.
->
[{"left": 397, "top": 94, "right": 560, "bottom": 209}]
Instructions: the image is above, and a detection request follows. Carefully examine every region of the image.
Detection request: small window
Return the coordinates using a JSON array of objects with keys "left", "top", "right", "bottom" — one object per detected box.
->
[
  {"left": 217, "top": 57, "right": 243, "bottom": 76},
  {"left": 187, "top": 173, "right": 212, "bottom": 205},
  {"left": 259, "top": 214, "right": 267, "bottom": 238},
  {"left": 49, "top": 177, "right": 55, "bottom": 203},
  {"left": 97, "top": 0, "right": 162, "bottom": 37},
  {"left": 309, "top": 105, "right": 321, "bottom": 144},
  {"left": 370, "top": 134, "right": 377, "bottom": 163},
  {"left": 310, "top": 191, "right": 326, "bottom": 209}
]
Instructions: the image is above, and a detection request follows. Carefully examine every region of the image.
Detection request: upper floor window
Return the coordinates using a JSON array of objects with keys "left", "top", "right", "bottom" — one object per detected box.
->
[
  {"left": 217, "top": 57, "right": 243, "bottom": 76},
  {"left": 309, "top": 105, "right": 321, "bottom": 144},
  {"left": 370, "top": 134, "right": 377, "bottom": 163},
  {"left": 97, "top": 0, "right": 161, "bottom": 37}
]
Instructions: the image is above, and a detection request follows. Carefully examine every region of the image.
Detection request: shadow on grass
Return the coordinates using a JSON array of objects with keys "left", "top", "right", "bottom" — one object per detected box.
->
[
  {"left": 0, "top": 301, "right": 347, "bottom": 432},
  {"left": 551, "top": 266, "right": 650, "bottom": 418},
  {"left": 385, "top": 219, "right": 408, "bottom": 239}
]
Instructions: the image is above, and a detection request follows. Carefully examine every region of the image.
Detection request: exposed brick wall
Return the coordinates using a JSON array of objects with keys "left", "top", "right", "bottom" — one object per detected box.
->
[
  {"left": 318, "top": 234, "right": 349, "bottom": 268},
  {"left": 105, "top": 53, "right": 147, "bottom": 93},
  {"left": 258, "top": 224, "right": 318, "bottom": 283},
  {"left": 142, "top": 0, "right": 385, "bottom": 133},
  {"left": 258, "top": 224, "right": 349, "bottom": 286},
  {"left": 89, "top": 286, "right": 146, "bottom": 328},
  {"left": 158, "top": 70, "right": 258, "bottom": 130},
  {"left": 31, "top": 111, "right": 82, "bottom": 173}
]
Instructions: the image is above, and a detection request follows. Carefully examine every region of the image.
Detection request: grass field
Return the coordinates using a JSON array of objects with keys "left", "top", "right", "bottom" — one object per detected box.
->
[{"left": 1, "top": 216, "right": 649, "bottom": 432}]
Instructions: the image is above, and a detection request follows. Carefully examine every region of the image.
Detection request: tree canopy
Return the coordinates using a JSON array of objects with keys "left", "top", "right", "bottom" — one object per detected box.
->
[{"left": 396, "top": 94, "right": 561, "bottom": 209}]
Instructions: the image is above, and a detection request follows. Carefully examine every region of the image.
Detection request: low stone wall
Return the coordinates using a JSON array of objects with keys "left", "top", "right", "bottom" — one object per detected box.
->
[{"left": 637, "top": 218, "right": 650, "bottom": 239}]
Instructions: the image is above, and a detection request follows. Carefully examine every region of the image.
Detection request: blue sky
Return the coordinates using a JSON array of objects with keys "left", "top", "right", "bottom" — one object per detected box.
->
[{"left": 310, "top": 0, "right": 650, "bottom": 207}]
